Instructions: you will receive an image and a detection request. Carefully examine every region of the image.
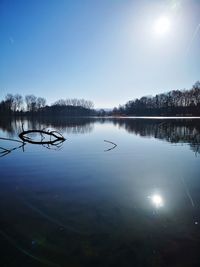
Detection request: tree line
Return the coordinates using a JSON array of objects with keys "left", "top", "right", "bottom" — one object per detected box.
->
[
  {"left": 0, "top": 94, "right": 94, "bottom": 116},
  {"left": 0, "top": 94, "right": 46, "bottom": 114},
  {"left": 1, "top": 81, "right": 200, "bottom": 117},
  {"left": 113, "top": 81, "right": 200, "bottom": 116}
]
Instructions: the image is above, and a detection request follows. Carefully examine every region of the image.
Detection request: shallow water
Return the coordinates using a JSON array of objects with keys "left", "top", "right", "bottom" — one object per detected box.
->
[{"left": 0, "top": 117, "right": 200, "bottom": 267}]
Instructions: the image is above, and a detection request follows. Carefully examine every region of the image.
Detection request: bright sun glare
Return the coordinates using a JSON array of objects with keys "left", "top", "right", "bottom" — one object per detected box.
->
[
  {"left": 154, "top": 16, "right": 171, "bottom": 36},
  {"left": 151, "top": 194, "right": 164, "bottom": 208}
]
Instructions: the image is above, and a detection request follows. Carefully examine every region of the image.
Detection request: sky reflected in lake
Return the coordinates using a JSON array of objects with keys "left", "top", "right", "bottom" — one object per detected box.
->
[{"left": 0, "top": 117, "right": 200, "bottom": 267}]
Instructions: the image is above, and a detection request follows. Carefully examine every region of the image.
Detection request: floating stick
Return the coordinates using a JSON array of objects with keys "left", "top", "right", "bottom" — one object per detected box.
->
[{"left": 104, "top": 140, "right": 117, "bottom": 152}]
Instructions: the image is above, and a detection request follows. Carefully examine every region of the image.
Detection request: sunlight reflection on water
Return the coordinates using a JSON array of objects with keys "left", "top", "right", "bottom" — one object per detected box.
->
[{"left": 149, "top": 194, "right": 164, "bottom": 208}]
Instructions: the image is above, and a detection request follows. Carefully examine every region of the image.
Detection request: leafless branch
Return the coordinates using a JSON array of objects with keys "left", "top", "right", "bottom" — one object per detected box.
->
[{"left": 104, "top": 140, "right": 117, "bottom": 152}]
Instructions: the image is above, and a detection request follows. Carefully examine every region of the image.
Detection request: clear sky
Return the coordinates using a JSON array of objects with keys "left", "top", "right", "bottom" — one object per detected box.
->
[{"left": 0, "top": 0, "right": 200, "bottom": 108}]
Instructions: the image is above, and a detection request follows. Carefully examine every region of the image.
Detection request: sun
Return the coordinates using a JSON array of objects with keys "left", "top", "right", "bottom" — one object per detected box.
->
[{"left": 154, "top": 16, "right": 171, "bottom": 36}]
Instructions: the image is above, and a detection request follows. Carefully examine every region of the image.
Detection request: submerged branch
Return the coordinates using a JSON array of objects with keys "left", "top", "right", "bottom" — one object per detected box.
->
[
  {"left": 19, "top": 129, "right": 65, "bottom": 145},
  {"left": 104, "top": 140, "right": 117, "bottom": 152},
  {"left": 0, "top": 137, "right": 26, "bottom": 157},
  {"left": 0, "top": 128, "right": 65, "bottom": 158},
  {"left": 0, "top": 137, "right": 24, "bottom": 144},
  {"left": 0, "top": 147, "right": 11, "bottom": 157}
]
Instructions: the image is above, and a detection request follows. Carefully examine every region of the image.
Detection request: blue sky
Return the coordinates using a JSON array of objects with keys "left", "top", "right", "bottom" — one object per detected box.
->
[{"left": 0, "top": 0, "right": 200, "bottom": 108}]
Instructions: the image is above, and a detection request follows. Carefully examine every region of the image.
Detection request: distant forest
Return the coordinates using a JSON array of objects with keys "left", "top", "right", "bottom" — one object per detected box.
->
[
  {"left": 0, "top": 81, "right": 200, "bottom": 116},
  {"left": 0, "top": 95, "right": 95, "bottom": 116},
  {"left": 113, "top": 81, "right": 200, "bottom": 116}
]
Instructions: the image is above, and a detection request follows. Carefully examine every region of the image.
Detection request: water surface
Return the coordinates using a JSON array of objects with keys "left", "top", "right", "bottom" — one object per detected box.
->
[{"left": 0, "top": 117, "right": 200, "bottom": 267}]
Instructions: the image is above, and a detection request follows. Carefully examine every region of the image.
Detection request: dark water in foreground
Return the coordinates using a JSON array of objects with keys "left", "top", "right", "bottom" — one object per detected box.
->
[{"left": 0, "top": 117, "right": 200, "bottom": 267}]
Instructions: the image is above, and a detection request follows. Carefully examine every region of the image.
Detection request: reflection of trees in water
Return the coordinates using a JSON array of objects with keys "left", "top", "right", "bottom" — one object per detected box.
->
[
  {"left": 0, "top": 118, "right": 17, "bottom": 137},
  {"left": 41, "top": 117, "right": 95, "bottom": 134},
  {"left": 113, "top": 119, "right": 200, "bottom": 155},
  {"left": 0, "top": 118, "right": 26, "bottom": 138},
  {"left": 0, "top": 117, "right": 96, "bottom": 135},
  {"left": 1, "top": 117, "right": 200, "bottom": 154},
  {"left": 24, "top": 117, "right": 95, "bottom": 135},
  {"left": 0, "top": 117, "right": 97, "bottom": 157}
]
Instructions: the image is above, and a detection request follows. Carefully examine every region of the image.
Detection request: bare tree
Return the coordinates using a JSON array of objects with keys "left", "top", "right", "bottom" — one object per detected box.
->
[
  {"left": 13, "top": 94, "right": 23, "bottom": 111},
  {"left": 5, "top": 94, "right": 14, "bottom": 112},
  {"left": 25, "top": 95, "right": 37, "bottom": 112},
  {"left": 37, "top": 97, "right": 46, "bottom": 109}
]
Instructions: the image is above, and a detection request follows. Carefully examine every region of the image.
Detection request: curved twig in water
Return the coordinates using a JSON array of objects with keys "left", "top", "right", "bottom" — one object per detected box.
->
[
  {"left": 19, "top": 130, "right": 66, "bottom": 145},
  {"left": 104, "top": 140, "right": 117, "bottom": 152}
]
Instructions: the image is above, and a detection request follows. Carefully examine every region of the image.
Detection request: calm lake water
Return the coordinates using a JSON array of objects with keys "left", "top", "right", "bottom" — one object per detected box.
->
[{"left": 0, "top": 117, "right": 200, "bottom": 267}]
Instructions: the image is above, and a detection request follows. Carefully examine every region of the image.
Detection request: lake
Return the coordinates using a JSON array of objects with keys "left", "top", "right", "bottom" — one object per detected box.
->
[{"left": 0, "top": 117, "right": 200, "bottom": 267}]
